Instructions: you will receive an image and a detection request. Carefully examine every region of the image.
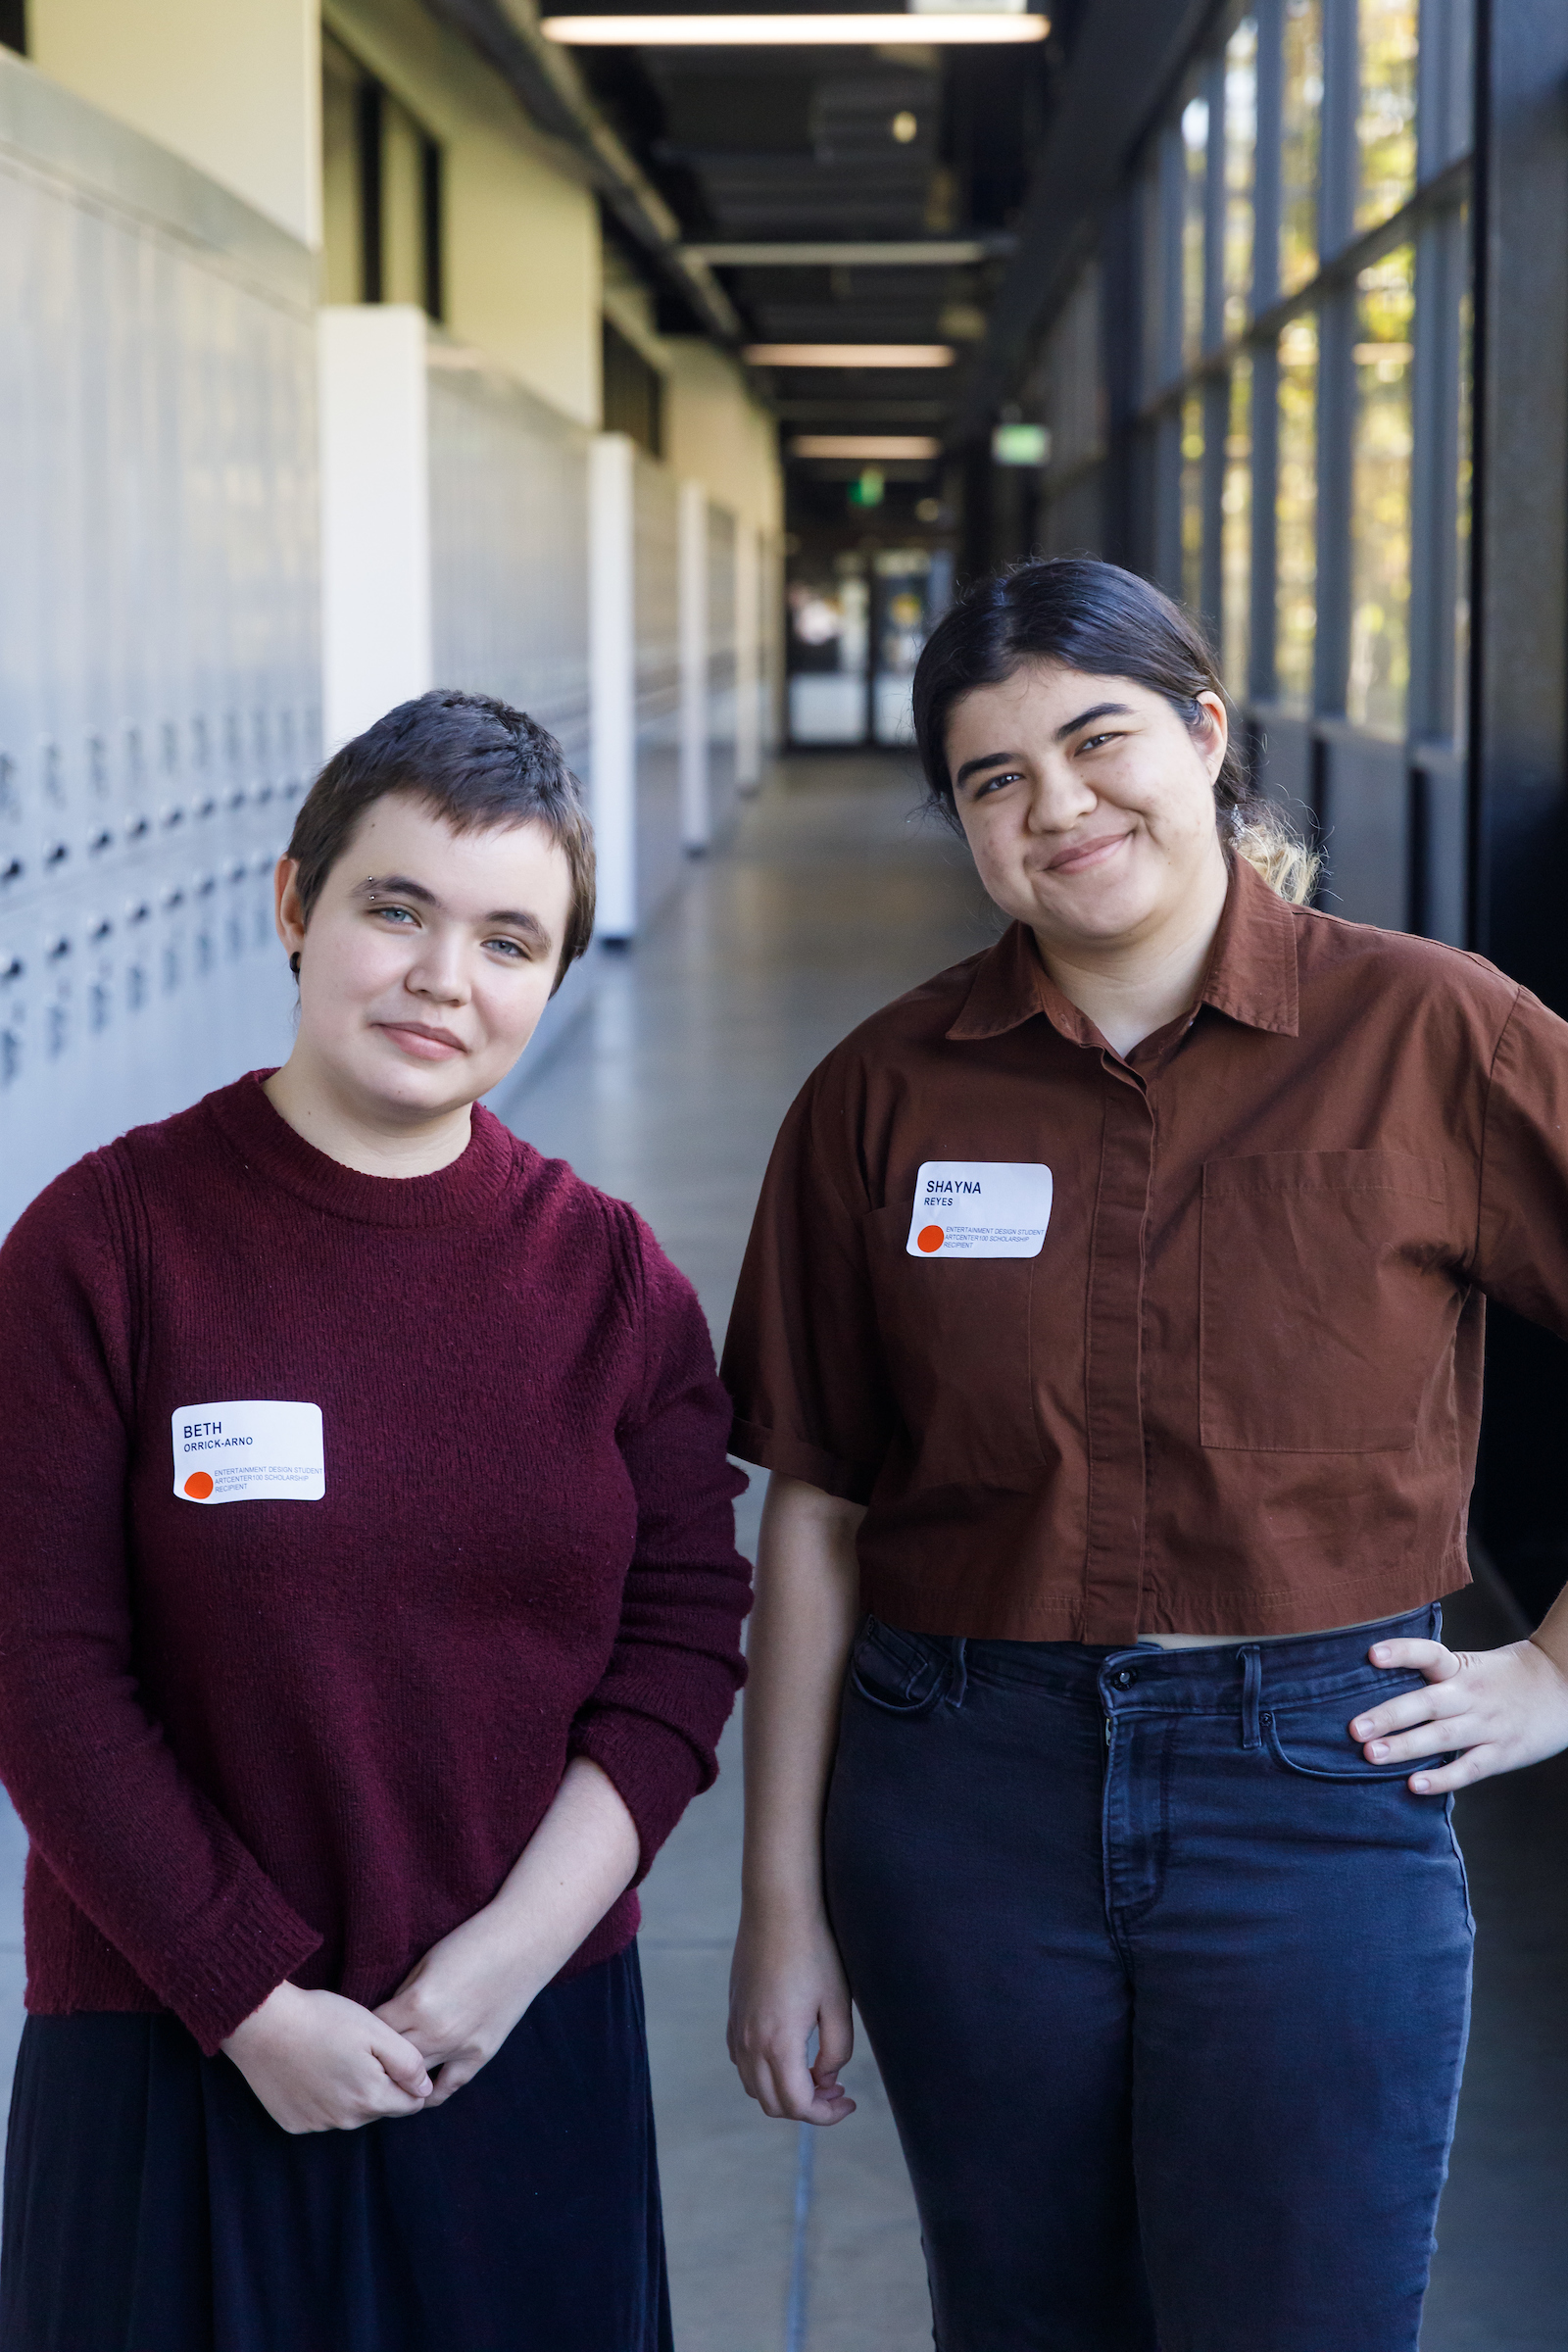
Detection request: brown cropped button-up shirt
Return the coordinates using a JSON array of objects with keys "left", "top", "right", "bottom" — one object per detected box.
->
[{"left": 720, "top": 858, "right": 1568, "bottom": 1644}]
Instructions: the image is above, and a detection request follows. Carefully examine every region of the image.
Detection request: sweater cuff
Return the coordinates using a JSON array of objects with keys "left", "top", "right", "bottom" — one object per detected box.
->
[
  {"left": 161, "top": 1879, "right": 324, "bottom": 2057},
  {"left": 568, "top": 1709, "right": 709, "bottom": 1884}
]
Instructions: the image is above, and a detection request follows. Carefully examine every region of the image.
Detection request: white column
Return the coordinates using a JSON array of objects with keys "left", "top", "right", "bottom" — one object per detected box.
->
[
  {"left": 678, "top": 479, "right": 710, "bottom": 852},
  {"left": 734, "top": 515, "right": 762, "bottom": 792},
  {"left": 760, "top": 529, "right": 785, "bottom": 753},
  {"left": 589, "top": 434, "right": 637, "bottom": 940},
  {"left": 318, "top": 307, "right": 433, "bottom": 754}
]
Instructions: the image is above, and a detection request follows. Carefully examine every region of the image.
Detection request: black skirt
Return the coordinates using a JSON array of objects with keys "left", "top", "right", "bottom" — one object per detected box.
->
[{"left": 0, "top": 1946, "right": 672, "bottom": 2352}]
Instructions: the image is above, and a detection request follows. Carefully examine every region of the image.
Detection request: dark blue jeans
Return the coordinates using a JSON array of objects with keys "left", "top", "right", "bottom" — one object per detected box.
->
[{"left": 823, "top": 1606, "right": 1474, "bottom": 2352}]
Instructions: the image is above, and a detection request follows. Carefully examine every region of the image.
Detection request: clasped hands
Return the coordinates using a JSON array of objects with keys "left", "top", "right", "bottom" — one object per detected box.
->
[
  {"left": 1351, "top": 1631, "right": 1568, "bottom": 1793},
  {"left": 221, "top": 1907, "right": 541, "bottom": 2137}
]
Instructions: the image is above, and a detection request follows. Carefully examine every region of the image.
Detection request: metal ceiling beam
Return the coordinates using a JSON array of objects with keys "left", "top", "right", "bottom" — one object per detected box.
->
[
  {"left": 684, "top": 238, "right": 1014, "bottom": 265},
  {"left": 419, "top": 0, "right": 744, "bottom": 342},
  {"left": 949, "top": 0, "right": 1219, "bottom": 446}
]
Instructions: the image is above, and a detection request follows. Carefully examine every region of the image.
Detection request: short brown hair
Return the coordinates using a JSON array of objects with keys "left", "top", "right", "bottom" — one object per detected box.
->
[{"left": 286, "top": 691, "right": 595, "bottom": 990}]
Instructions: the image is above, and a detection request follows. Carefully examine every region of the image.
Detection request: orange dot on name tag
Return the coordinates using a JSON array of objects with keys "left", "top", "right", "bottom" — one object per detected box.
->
[
  {"left": 184, "top": 1472, "right": 214, "bottom": 1499},
  {"left": 916, "top": 1225, "right": 945, "bottom": 1253}
]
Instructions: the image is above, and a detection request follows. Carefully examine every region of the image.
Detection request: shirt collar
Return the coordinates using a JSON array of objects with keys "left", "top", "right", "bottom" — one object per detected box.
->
[{"left": 947, "top": 854, "right": 1300, "bottom": 1048}]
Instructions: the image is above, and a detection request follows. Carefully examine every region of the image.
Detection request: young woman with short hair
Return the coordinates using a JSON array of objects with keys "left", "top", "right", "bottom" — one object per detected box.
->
[
  {"left": 722, "top": 560, "right": 1568, "bottom": 2352},
  {"left": 0, "top": 690, "right": 750, "bottom": 2351}
]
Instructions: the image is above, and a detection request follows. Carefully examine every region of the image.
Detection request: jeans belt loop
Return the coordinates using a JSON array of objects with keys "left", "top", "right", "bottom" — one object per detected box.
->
[
  {"left": 1239, "top": 1644, "right": 1264, "bottom": 1750},
  {"left": 947, "top": 1636, "right": 968, "bottom": 1711}
]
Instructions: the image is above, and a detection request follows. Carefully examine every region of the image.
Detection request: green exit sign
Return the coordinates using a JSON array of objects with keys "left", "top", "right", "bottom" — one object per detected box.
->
[{"left": 992, "top": 422, "right": 1051, "bottom": 466}]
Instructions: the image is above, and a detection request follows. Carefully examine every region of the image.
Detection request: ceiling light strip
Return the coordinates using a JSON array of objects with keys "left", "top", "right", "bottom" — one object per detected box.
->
[
  {"left": 687, "top": 240, "right": 1010, "bottom": 266},
  {"left": 746, "top": 342, "right": 956, "bottom": 368},
  {"left": 790, "top": 434, "right": 942, "bottom": 459},
  {"left": 541, "top": 14, "right": 1048, "bottom": 44}
]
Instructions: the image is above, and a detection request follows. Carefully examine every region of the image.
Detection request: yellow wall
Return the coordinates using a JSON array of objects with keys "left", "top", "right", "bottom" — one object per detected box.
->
[
  {"left": 602, "top": 247, "right": 780, "bottom": 530},
  {"left": 663, "top": 339, "right": 783, "bottom": 536},
  {"left": 445, "top": 131, "right": 601, "bottom": 428},
  {"left": 322, "top": 0, "right": 602, "bottom": 428},
  {"left": 29, "top": 0, "right": 321, "bottom": 246}
]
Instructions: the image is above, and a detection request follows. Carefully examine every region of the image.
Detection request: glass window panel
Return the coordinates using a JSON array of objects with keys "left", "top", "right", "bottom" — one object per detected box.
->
[
  {"left": 1356, "top": 0, "right": 1418, "bottom": 232},
  {"left": 1139, "top": 156, "right": 1165, "bottom": 402},
  {"left": 1348, "top": 245, "right": 1416, "bottom": 730},
  {"left": 1181, "top": 390, "right": 1205, "bottom": 614},
  {"left": 1182, "top": 94, "right": 1209, "bottom": 369},
  {"left": 1276, "top": 314, "right": 1318, "bottom": 713},
  {"left": 382, "top": 95, "right": 426, "bottom": 309},
  {"left": 1280, "top": 0, "right": 1322, "bottom": 298},
  {"left": 1224, "top": 19, "right": 1257, "bottom": 339},
  {"left": 1222, "top": 358, "right": 1253, "bottom": 696},
  {"left": 1454, "top": 264, "right": 1473, "bottom": 748}
]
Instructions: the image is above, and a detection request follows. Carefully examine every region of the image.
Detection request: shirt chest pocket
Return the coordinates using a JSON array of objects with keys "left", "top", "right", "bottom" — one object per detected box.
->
[
  {"left": 864, "top": 1200, "right": 1045, "bottom": 1491},
  {"left": 1199, "top": 1151, "right": 1454, "bottom": 1452}
]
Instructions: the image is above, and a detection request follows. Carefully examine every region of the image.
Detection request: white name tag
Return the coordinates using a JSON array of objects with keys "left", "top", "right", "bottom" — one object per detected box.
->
[
  {"left": 172, "top": 1400, "right": 325, "bottom": 1503},
  {"left": 906, "top": 1161, "right": 1054, "bottom": 1259}
]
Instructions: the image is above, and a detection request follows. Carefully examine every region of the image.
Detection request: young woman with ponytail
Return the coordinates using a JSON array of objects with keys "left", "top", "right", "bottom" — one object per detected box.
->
[{"left": 722, "top": 558, "right": 1568, "bottom": 2352}]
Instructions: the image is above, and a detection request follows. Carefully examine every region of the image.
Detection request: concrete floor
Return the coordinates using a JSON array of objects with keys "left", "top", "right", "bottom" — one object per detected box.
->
[
  {"left": 501, "top": 757, "right": 996, "bottom": 2351},
  {"left": 0, "top": 755, "right": 1562, "bottom": 2346}
]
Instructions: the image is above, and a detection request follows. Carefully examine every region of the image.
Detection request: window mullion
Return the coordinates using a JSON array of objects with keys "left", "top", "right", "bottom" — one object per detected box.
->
[{"left": 1312, "top": 286, "right": 1354, "bottom": 713}]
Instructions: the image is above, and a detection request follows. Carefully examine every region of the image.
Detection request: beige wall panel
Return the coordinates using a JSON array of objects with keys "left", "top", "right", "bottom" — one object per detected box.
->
[
  {"left": 29, "top": 0, "right": 321, "bottom": 246},
  {"left": 445, "top": 130, "right": 600, "bottom": 427},
  {"left": 324, "top": 0, "right": 601, "bottom": 426},
  {"left": 662, "top": 340, "right": 782, "bottom": 534}
]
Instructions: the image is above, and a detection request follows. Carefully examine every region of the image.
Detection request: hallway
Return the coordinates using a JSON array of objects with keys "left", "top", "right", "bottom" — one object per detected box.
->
[
  {"left": 499, "top": 753, "right": 995, "bottom": 2350},
  {"left": 0, "top": 757, "right": 1561, "bottom": 2346}
]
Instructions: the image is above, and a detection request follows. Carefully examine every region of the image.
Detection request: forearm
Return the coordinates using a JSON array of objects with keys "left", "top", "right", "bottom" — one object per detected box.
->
[
  {"left": 727, "top": 1473, "right": 863, "bottom": 2125},
  {"left": 476, "top": 1756, "right": 641, "bottom": 1989},
  {"left": 373, "top": 1754, "right": 643, "bottom": 2105},
  {"left": 741, "top": 1472, "right": 864, "bottom": 1919},
  {"left": 1529, "top": 1579, "right": 1568, "bottom": 1678}
]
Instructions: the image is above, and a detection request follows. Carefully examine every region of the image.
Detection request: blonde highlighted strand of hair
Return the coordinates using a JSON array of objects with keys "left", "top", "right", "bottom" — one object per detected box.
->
[
  {"left": 1203, "top": 700, "right": 1321, "bottom": 908},
  {"left": 1229, "top": 796, "right": 1321, "bottom": 906}
]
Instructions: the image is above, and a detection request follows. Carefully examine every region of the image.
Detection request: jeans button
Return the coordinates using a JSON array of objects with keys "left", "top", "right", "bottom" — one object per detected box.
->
[{"left": 1113, "top": 1667, "right": 1137, "bottom": 1690}]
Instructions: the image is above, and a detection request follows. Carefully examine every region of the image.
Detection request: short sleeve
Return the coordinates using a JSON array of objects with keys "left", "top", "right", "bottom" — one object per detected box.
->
[
  {"left": 720, "top": 1063, "right": 898, "bottom": 1504},
  {"left": 1471, "top": 985, "right": 1568, "bottom": 1336}
]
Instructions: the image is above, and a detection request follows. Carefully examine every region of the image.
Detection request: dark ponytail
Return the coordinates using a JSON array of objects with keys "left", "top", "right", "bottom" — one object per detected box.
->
[{"left": 912, "top": 558, "right": 1318, "bottom": 905}]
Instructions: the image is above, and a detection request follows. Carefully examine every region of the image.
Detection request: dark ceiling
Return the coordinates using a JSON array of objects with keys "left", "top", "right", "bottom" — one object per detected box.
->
[{"left": 570, "top": 6, "right": 1075, "bottom": 458}]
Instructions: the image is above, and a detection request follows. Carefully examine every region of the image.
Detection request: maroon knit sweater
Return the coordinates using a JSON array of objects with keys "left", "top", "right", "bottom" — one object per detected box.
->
[{"left": 0, "top": 1075, "right": 750, "bottom": 2056}]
